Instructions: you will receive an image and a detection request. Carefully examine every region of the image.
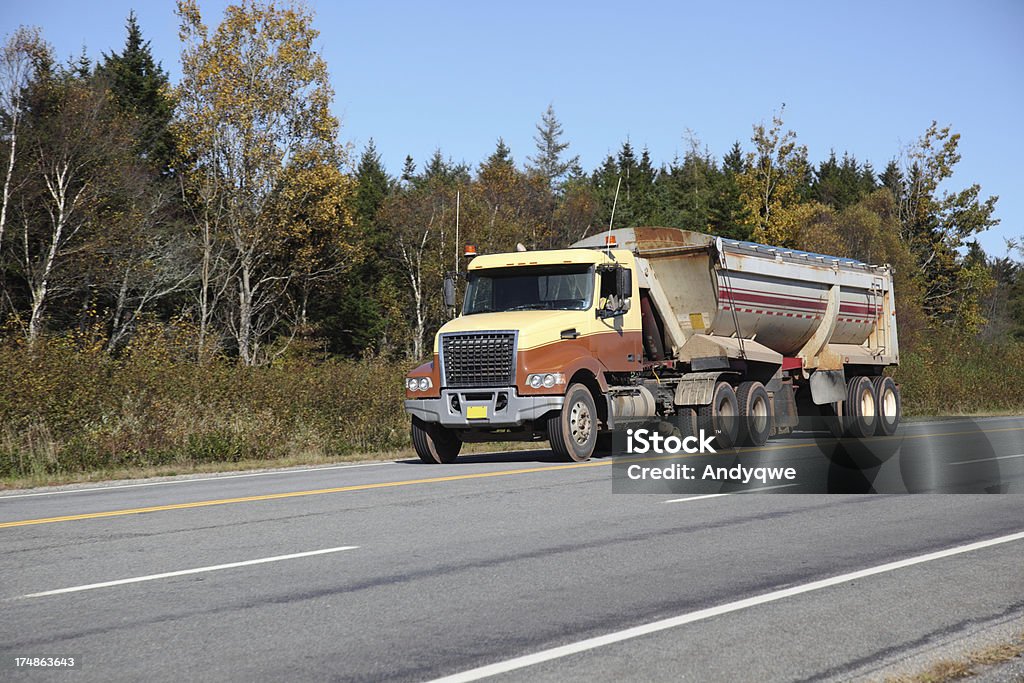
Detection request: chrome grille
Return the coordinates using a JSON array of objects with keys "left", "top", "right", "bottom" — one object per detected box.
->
[{"left": 441, "top": 332, "right": 516, "bottom": 388}]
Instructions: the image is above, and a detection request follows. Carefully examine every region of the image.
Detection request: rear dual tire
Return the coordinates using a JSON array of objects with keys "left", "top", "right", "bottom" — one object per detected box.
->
[
  {"left": 736, "top": 381, "right": 772, "bottom": 447},
  {"left": 872, "top": 376, "right": 901, "bottom": 436},
  {"left": 697, "top": 381, "right": 740, "bottom": 449}
]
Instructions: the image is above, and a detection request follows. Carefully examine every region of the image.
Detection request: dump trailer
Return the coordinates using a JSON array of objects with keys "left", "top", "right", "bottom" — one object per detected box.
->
[{"left": 403, "top": 227, "right": 900, "bottom": 463}]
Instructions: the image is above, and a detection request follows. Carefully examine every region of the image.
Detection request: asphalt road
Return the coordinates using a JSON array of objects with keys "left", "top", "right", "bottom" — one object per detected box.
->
[{"left": 2, "top": 416, "right": 1023, "bottom": 682}]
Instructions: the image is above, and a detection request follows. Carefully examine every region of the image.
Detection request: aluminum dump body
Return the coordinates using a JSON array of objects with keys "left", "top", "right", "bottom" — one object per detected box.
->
[{"left": 573, "top": 227, "right": 898, "bottom": 368}]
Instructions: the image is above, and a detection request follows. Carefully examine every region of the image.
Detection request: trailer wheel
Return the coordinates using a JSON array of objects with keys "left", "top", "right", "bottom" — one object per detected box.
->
[
  {"left": 845, "top": 376, "right": 879, "bottom": 439},
  {"left": 697, "top": 381, "right": 740, "bottom": 449},
  {"left": 872, "top": 376, "right": 901, "bottom": 436},
  {"left": 548, "top": 383, "right": 598, "bottom": 462},
  {"left": 822, "top": 401, "right": 845, "bottom": 438},
  {"left": 411, "top": 416, "right": 462, "bottom": 464},
  {"left": 737, "top": 381, "right": 771, "bottom": 447}
]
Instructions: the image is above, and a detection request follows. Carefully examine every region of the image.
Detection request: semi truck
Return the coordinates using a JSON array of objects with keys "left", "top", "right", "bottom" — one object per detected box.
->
[{"left": 403, "top": 227, "right": 901, "bottom": 463}]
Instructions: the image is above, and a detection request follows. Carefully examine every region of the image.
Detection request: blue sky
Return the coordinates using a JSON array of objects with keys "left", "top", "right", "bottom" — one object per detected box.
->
[{"left": 2, "top": 0, "right": 1021, "bottom": 255}]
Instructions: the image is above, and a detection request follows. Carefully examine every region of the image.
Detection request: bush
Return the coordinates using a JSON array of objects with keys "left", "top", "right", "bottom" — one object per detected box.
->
[
  {"left": 0, "top": 337, "right": 409, "bottom": 479},
  {"left": 892, "top": 336, "right": 1024, "bottom": 415}
]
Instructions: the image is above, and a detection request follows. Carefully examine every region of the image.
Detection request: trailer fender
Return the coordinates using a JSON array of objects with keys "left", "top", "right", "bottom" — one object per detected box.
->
[{"left": 673, "top": 371, "right": 738, "bottom": 407}]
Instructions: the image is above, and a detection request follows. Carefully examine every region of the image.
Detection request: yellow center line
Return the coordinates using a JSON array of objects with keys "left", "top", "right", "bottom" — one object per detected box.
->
[{"left": 2, "top": 425, "right": 1022, "bottom": 529}]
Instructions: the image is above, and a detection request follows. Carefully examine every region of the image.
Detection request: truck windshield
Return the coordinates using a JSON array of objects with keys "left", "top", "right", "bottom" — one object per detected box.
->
[{"left": 463, "top": 265, "right": 594, "bottom": 315}]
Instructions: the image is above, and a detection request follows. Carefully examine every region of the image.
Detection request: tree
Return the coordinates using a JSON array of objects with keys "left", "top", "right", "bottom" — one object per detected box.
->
[
  {"left": 12, "top": 63, "right": 133, "bottom": 344},
  {"left": 526, "top": 104, "right": 579, "bottom": 191},
  {"left": 96, "top": 12, "right": 176, "bottom": 173},
  {"left": 894, "top": 122, "right": 999, "bottom": 328},
  {"left": 175, "top": 0, "right": 354, "bottom": 364},
  {"left": 321, "top": 139, "right": 392, "bottom": 356},
  {"left": 0, "top": 27, "right": 46, "bottom": 263},
  {"left": 736, "top": 109, "right": 813, "bottom": 245}
]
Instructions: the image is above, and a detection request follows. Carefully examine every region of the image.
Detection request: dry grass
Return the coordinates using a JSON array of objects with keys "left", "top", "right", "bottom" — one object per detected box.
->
[
  {"left": 882, "top": 631, "right": 1024, "bottom": 683},
  {"left": 0, "top": 439, "right": 547, "bottom": 491}
]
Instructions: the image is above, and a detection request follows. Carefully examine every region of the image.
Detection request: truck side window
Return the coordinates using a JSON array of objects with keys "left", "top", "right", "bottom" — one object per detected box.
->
[{"left": 599, "top": 270, "right": 616, "bottom": 301}]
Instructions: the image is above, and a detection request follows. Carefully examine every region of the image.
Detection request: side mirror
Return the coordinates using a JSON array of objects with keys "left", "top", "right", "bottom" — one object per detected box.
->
[
  {"left": 616, "top": 266, "right": 632, "bottom": 300},
  {"left": 443, "top": 273, "right": 456, "bottom": 308}
]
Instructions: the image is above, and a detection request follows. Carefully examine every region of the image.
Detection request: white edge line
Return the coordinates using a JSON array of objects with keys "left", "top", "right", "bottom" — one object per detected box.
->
[
  {"left": 428, "top": 530, "right": 1024, "bottom": 683},
  {"left": 0, "top": 462, "right": 397, "bottom": 499},
  {"left": 663, "top": 483, "right": 798, "bottom": 503},
  {"left": 664, "top": 493, "right": 730, "bottom": 504},
  {"left": 19, "top": 546, "right": 359, "bottom": 598},
  {"left": 950, "top": 453, "right": 1024, "bottom": 466}
]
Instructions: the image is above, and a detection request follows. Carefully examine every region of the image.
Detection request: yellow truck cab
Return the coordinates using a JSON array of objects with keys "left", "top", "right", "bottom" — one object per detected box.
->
[{"left": 404, "top": 242, "right": 641, "bottom": 463}]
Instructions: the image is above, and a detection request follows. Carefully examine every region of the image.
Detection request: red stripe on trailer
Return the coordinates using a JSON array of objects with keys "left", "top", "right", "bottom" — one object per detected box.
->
[
  {"left": 782, "top": 357, "right": 803, "bottom": 371},
  {"left": 719, "top": 288, "right": 827, "bottom": 311}
]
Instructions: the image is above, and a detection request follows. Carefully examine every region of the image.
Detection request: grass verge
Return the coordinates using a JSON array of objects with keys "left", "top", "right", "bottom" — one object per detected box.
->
[{"left": 882, "top": 631, "right": 1024, "bottom": 683}]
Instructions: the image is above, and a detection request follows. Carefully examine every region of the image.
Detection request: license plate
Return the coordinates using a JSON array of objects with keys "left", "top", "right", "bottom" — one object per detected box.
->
[{"left": 466, "top": 405, "right": 488, "bottom": 419}]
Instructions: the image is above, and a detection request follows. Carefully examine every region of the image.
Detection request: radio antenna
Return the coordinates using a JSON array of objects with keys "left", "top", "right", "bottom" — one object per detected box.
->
[
  {"left": 605, "top": 176, "right": 622, "bottom": 252},
  {"left": 454, "top": 189, "right": 460, "bottom": 275}
]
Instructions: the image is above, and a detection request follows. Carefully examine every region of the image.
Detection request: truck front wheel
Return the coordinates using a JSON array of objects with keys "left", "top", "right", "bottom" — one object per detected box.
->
[
  {"left": 411, "top": 416, "right": 462, "bottom": 464},
  {"left": 549, "top": 383, "right": 598, "bottom": 462}
]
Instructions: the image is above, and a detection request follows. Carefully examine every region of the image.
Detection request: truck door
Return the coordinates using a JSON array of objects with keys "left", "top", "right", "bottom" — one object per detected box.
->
[{"left": 590, "top": 265, "right": 642, "bottom": 371}]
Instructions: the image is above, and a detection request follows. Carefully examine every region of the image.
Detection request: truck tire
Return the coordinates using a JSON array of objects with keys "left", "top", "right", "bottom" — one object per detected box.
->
[
  {"left": 549, "top": 383, "right": 598, "bottom": 462},
  {"left": 411, "top": 416, "right": 462, "bottom": 464},
  {"left": 737, "top": 381, "right": 771, "bottom": 447},
  {"left": 822, "top": 401, "right": 845, "bottom": 438},
  {"left": 845, "top": 376, "right": 879, "bottom": 439},
  {"left": 697, "top": 381, "right": 740, "bottom": 449},
  {"left": 872, "top": 376, "right": 901, "bottom": 436}
]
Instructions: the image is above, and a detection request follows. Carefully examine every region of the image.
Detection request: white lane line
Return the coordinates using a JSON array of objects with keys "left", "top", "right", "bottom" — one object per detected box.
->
[
  {"left": 0, "top": 462, "right": 397, "bottom": 499},
  {"left": 949, "top": 453, "right": 1024, "bottom": 466},
  {"left": 663, "top": 483, "right": 798, "bottom": 503},
  {"left": 428, "top": 530, "right": 1024, "bottom": 683},
  {"left": 19, "top": 546, "right": 359, "bottom": 598},
  {"left": 663, "top": 493, "right": 730, "bottom": 504}
]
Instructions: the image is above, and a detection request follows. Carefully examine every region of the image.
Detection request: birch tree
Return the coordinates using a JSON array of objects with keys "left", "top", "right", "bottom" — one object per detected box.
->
[
  {"left": 0, "top": 27, "right": 45, "bottom": 261},
  {"left": 175, "top": 0, "right": 352, "bottom": 364}
]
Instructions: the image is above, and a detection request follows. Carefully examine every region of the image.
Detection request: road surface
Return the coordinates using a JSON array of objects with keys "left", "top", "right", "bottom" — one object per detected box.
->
[{"left": 2, "top": 416, "right": 1023, "bottom": 681}]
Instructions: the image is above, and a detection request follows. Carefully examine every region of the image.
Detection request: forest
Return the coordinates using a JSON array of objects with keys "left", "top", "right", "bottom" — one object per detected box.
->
[{"left": 2, "top": 1, "right": 1023, "bottom": 483}]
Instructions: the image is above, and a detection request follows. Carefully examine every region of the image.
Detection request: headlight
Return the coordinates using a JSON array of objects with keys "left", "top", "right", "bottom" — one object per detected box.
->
[
  {"left": 526, "top": 373, "right": 565, "bottom": 389},
  {"left": 406, "top": 377, "right": 432, "bottom": 392}
]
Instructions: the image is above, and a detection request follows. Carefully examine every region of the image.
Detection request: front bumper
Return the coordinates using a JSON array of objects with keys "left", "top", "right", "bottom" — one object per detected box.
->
[{"left": 404, "top": 388, "right": 564, "bottom": 428}]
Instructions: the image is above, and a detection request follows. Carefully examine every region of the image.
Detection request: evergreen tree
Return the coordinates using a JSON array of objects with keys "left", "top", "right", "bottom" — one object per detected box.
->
[
  {"left": 526, "top": 104, "right": 580, "bottom": 190},
  {"left": 401, "top": 155, "right": 416, "bottom": 184},
  {"left": 353, "top": 139, "right": 390, "bottom": 225},
  {"left": 97, "top": 12, "right": 175, "bottom": 172},
  {"left": 318, "top": 140, "right": 393, "bottom": 356},
  {"left": 723, "top": 141, "right": 745, "bottom": 175}
]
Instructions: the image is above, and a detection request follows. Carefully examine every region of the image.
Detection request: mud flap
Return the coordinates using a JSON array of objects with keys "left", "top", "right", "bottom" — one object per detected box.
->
[{"left": 810, "top": 369, "right": 846, "bottom": 405}]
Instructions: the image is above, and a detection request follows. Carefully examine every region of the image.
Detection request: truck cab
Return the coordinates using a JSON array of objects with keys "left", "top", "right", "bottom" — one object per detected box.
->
[{"left": 404, "top": 243, "right": 640, "bottom": 463}]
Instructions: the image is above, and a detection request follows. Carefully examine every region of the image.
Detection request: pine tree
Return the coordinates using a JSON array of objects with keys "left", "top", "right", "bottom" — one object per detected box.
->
[
  {"left": 483, "top": 137, "right": 514, "bottom": 170},
  {"left": 527, "top": 104, "right": 579, "bottom": 191},
  {"left": 97, "top": 12, "right": 174, "bottom": 172},
  {"left": 354, "top": 139, "right": 390, "bottom": 226},
  {"left": 723, "top": 141, "right": 745, "bottom": 175},
  {"left": 401, "top": 155, "right": 417, "bottom": 184}
]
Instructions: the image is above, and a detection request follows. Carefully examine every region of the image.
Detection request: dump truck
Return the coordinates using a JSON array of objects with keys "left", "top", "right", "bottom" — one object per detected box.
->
[{"left": 403, "top": 227, "right": 900, "bottom": 463}]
